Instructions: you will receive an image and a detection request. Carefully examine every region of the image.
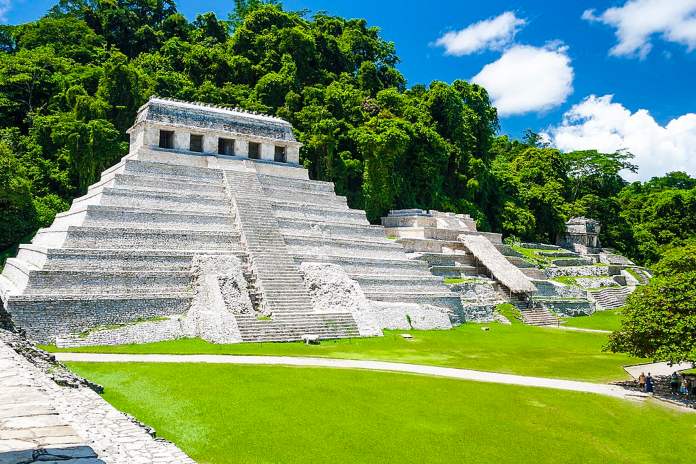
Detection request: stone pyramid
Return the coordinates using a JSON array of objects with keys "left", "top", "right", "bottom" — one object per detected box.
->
[{"left": 0, "top": 98, "right": 462, "bottom": 344}]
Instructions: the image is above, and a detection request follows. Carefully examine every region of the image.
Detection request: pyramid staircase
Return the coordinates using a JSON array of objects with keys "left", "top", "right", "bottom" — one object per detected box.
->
[
  {"left": 223, "top": 170, "right": 359, "bottom": 341},
  {"left": 589, "top": 286, "right": 633, "bottom": 310},
  {"left": 254, "top": 174, "right": 465, "bottom": 315},
  {"left": 509, "top": 294, "right": 560, "bottom": 326}
]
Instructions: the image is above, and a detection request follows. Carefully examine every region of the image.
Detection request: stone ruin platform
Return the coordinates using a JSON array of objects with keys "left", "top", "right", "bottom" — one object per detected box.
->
[{"left": 0, "top": 98, "right": 462, "bottom": 345}]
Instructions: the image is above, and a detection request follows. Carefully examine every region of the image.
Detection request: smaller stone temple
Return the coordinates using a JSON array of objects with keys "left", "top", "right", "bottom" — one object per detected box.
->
[{"left": 559, "top": 217, "right": 602, "bottom": 255}]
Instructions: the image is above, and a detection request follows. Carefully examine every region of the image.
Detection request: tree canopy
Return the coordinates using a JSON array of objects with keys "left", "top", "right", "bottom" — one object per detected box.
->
[
  {"left": 608, "top": 244, "right": 696, "bottom": 363},
  {"left": 0, "top": 0, "right": 693, "bottom": 267}
]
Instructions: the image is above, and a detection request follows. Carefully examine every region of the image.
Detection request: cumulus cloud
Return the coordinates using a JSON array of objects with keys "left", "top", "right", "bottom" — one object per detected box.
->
[
  {"left": 545, "top": 95, "right": 696, "bottom": 180},
  {"left": 434, "top": 11, "right": 526, "bottom": 56},
  {"left": 471, "top": 43, "right": 574, "bottom": 116},
  {"left": 583, "top": 0, "right": 696, "bottom": 58}
]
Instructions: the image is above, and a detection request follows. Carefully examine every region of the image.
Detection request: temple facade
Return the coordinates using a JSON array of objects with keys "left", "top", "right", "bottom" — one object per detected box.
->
[
  {"left": 559, "top": 217, "right": 602, "bottom": 255},
  {"left": 128, "top": 97, "right": 301, "bottom": 164}
]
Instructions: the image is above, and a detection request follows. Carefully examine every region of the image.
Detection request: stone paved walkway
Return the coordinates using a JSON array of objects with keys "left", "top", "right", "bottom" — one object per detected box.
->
[
  {"left": 624, "top": 361, "right": 694, "bottom": 379},
  {"left": 551, "top": 325, "right": 612, "bottom": 334},
  {"left": 55, "top": 352, "right": 648, "bottom": 401},
  {"left": 0, "top": 341, "right": 195, "bottom": 464}
]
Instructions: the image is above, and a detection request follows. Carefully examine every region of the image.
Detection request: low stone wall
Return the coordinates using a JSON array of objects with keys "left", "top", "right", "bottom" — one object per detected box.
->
[
  {"left": 520, "top": 242, "right": 560, "bottom": 250},
  {"left": 575, "top": 276, "right": 620, "bottom": 289},
  {"left": 447, "top": 280, "right": 504, "bottom": 323},
  {"left": 56, "top": 317, "right": 186, "bottom": 348},
  {"left": 55, "top": 254, "right": 250, "bottom": 347},
  {"left": 0, "top": 330, "right": 196, "bottom": 463},
  {"left": 544, "top": 266, "right": 610, "bottom": 278},
  {"left": 537, "top": 298, "right": 595, "bottom": 316}
]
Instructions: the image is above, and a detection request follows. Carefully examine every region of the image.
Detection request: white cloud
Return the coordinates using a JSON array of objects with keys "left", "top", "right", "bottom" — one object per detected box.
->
[
  {"left": 471, "top": 43, "right": 574, "bottom": 116},
  {"left": 545, "top": 95, "right": 696, "bottom": 181},
  {"left": 583, "top": 0, "right": 696, "bottom": 59},
  {"left": 434, "top": 11, "right": 526, "bottom": 56}
]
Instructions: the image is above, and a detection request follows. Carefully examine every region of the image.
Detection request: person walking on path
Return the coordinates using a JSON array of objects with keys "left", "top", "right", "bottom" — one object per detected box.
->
[
  {"left": 638, "top": 372, "right": 646, "bottom": 391},
  {"left": 645, "top": 373, "right": 654, "bottom": 393},
  {"left": 670, "top": 372, "right": 680, "bottom": 395}
]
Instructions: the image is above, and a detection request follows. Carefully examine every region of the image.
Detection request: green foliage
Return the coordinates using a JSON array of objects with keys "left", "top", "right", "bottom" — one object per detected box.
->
[
  {"left": 0, "top": 142, "right": 36, "bottom": 249},
  {"left": 495, "top": 303, "right": 522, "bottom": 325},
  {"left": 608, "top": 245, "right": 696, "bottom": 363},
  {"left": 0, "top": 1, "right": 693, "bottom": 267}
]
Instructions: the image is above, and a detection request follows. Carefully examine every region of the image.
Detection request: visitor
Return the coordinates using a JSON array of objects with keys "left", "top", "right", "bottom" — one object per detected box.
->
[
  {"left": 638, "top": 372, "right": 646, "bottom": 391},
  {"left": 645, "top": 373, "right": 654, "bottom": 393},
  {"left": 670, "top": 372, "right": 680, "bottom": 395},
  {"left": 680, "top": 378, "right": 690, "bottom": 397}
]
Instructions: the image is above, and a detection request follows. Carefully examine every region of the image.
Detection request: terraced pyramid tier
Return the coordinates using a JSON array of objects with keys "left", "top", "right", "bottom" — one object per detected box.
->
[{"left": 0, "top": 155, "right": 463, "bottom": 343}]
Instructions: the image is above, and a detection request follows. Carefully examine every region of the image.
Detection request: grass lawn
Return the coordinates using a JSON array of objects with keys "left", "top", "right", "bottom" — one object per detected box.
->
[
  {"left": 48, "top": 322, "right": 643, "bottom": 383},
  {"left": 67, "top": 362, "right": 696, "bottom": 464},
  {"left": 563, "top": 310, "right": 623, "bottom": 332}
]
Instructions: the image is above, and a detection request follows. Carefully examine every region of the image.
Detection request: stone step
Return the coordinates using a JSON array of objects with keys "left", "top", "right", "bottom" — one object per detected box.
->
[
  {"left": 397, "top": 238, "right": 467, "bottom": 254},
  {"left": 415, "top": 252, "right": 475, "bottom": 266},
  {"left": 520, "top": 307, "right": 559, "bottom": 326},
  {"left": 428, "top": 265, "right": 479, "bottom": 277},
  {"left": 5, "top": 292, "right": 193, "bottom": 343},
  {"left": 284, "top": 235, "right": 406, "bottom": 259},
  {"left": 95, "top": 187, "right": 227, "bottom": 211},
  {"left": 352, "top": 275, "right": 447, "bottom": 292},
  {"left": 276, "top": 217, "right": 388, "bottom": 241},
  {"left": 292, "top": 254, "right": 432, "bottom": 277},
  {"left": 271, "top": 202, "right": 369, "bottom": 225},
  {"left": 365, "top": 290, "right": 463, "bottom": 313},
  {"left": 53, "top": 205, "right": 236, "bottom": 231},
  {"left": 261, "top": 185, "right": 348, "bottom": 207},
  {"left": 238, "top": 323, "right": 357, "bottom": 331},
  {"left": 520, "top": 267, "right": 547, "bottom": 280},
  {"left": 256, "top": 173, "right": 335, "bottom": 193},
  {"left": 30, "top": 226, "right": 242, "bottom": 251},
  {"left": 22, "top": 270, "right": 191, "bottom": 295},
  {"left": 123, "top": 159, "right": 223, "bottom": 182},
  {"left": 105, "top": 172, "right": 225, "bottom": 195},
  {"left": 16, "top": 245, "right": 244, "bottom": 271},
  {"left": 237, "top": 318, "right": 357, "bottom": 328}
]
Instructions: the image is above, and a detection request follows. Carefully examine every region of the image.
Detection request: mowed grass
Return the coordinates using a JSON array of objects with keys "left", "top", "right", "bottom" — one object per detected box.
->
[
  {"left": 563, "top": 310, "right": 623, "bottom": 332},
  {"left": 49, "top": 323, "right": 643, "bottom": 382},
  {"left": 67, "top": 362, "right": 696, "bottom": 464}
]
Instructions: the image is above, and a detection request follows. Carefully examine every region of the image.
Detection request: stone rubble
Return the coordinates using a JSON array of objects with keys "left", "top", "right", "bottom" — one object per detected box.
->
[{"left": 300, "top": 262, "right": 451, "bottom": 334}]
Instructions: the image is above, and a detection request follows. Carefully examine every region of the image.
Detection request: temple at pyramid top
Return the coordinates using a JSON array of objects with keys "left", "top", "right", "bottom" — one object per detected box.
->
[{"left": 128, "top": 97, "right": 302, "bottom": 164}]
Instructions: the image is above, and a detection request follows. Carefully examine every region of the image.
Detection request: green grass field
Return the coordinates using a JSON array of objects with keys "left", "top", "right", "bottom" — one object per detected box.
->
[
  {"left": 48, "top": 322, "right": 643, "bottom": 382},
  {"left": 67, "top": 362, "right": 696, "bottom": 464},
  {"left": 562, "top": 310, "right": 624, "bottom": 332}
]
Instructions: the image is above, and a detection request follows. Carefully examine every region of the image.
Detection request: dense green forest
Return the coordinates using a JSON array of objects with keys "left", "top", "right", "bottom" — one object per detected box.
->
[{"left": 0, "top": 0, "right": 694, "bottom": 266}]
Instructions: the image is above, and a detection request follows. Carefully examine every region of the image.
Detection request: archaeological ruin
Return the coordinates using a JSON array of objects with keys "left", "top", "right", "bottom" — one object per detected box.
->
[
  {"left": 0, "top": 98, "right": 650, "bottom": 346},
  {"left": 0, "top": 98, "right": 462, "bottom": 345}
]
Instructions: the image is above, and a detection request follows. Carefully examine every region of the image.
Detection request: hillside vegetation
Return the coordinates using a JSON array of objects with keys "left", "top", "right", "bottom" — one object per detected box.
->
[{"left": 0, "top": 0, "right": 694, "bottom": 265}]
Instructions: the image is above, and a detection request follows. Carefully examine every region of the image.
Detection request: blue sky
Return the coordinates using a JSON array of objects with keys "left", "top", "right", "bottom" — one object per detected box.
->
[{"left": 3, "top": 0, "right": 696, "bottom": 179}]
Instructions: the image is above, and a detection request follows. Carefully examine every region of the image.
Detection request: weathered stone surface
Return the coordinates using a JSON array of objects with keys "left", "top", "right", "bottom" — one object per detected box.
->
[
  {"left": 300, "top": 262, "right": 451, "bottom": 333},
  {"left": 0, "top": 333, "right": 195, "bottom": 464}
]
